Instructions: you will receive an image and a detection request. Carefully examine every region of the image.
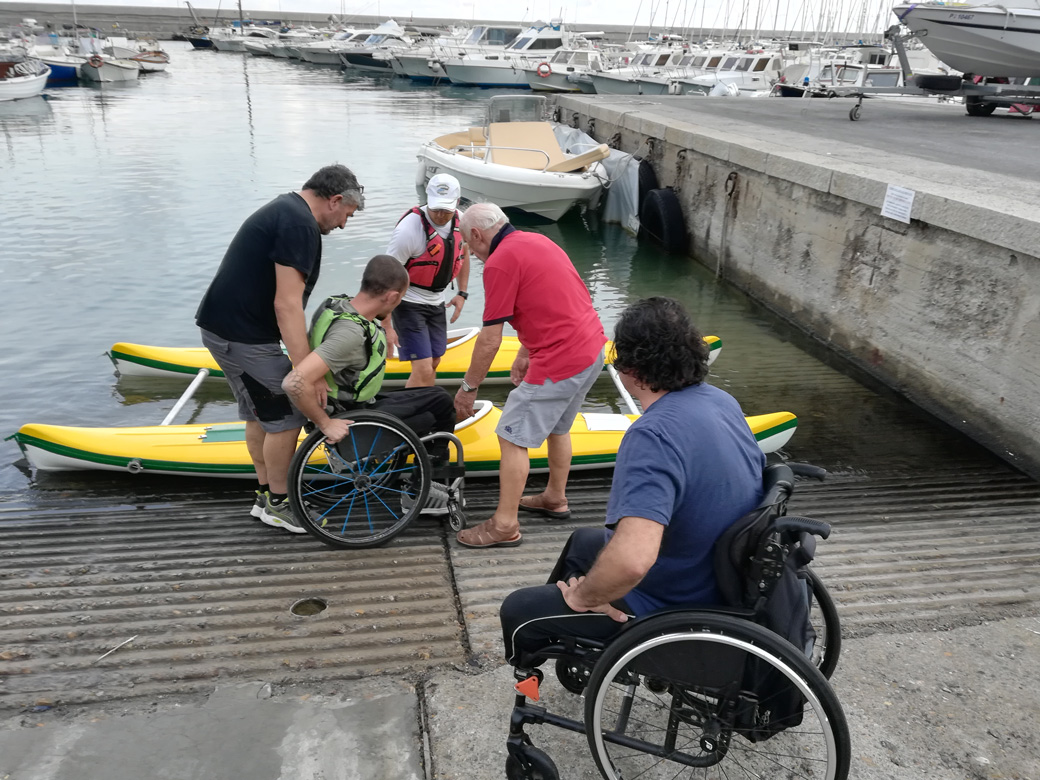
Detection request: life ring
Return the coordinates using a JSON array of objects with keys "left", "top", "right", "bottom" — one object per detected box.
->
[
  {"left": 536, "top": 61, "right": 552, "bottom": 78},
  {"left": 88, "top": 55, "right": 103, "bottom": 68}
]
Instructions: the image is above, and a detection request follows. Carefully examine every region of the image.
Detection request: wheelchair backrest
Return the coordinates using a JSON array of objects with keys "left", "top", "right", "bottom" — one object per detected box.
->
[{"left": 713, "top": 463, "right": 831, "bottom": 648}]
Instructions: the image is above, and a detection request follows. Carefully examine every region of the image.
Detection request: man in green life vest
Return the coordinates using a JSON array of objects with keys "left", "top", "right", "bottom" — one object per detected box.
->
[{"left": 282, "top": 254, "right": 456, "bottom": 464}]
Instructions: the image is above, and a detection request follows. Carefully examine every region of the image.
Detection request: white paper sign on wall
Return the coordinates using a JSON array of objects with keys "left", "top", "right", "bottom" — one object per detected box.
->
[{"left": 881, "top": 184, "right": 915, "bottom": 224}]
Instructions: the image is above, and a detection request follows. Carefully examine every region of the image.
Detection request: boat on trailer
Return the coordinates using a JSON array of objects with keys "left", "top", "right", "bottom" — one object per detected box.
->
[{"left": 106, "top": 329, "right": 722, "bottom": 384}]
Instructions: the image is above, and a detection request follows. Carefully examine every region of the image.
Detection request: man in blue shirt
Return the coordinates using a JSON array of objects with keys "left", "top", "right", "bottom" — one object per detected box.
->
[{"left": 499, "top": 297, "right": 765, "bottom": 665}]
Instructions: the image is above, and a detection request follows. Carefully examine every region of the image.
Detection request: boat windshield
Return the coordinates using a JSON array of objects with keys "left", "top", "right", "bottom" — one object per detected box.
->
[
  {"left": 722, "top": 56, "right": 739, "bottom": 69},
  {"left": 464, "top": 26, "right": 486, "bottom": 44},
  {"left": 752, "top": 57, "right": 775, "bottom": 72},
  {"left": 363, "top": 33, "right": 387, "bottom": 44},
  {"left": 864, "top": 70, "right": 901, "bottom": 86},
  {"left": 550, "top": 50, "right": 570, "bottom": 63},
  {"left": 736, "top": 57, "right": 754, "bottom": 71},
  {"left": 507, "top": 37, "right": 531, "bottom": 50}
]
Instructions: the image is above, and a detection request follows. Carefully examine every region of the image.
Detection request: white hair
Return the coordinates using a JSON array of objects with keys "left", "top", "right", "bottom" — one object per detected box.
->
[{"left": 459, "top": 202, "right": 509, "bottom": 234}]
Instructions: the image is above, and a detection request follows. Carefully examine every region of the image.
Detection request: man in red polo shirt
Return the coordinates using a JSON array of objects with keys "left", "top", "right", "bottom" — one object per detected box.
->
[{"left": 453, "top": 203, "right": 606, "bottom": 548}]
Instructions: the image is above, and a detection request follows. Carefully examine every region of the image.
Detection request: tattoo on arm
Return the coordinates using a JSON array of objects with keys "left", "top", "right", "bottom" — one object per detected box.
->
[{"left": 283, "top": 369, "right": 306, "bottom": 404}]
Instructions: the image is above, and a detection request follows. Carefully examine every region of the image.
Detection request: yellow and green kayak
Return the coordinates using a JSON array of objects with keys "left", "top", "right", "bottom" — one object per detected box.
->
[
  {"left": 12, "top": 403, "right": 796, "bottom": 479},
  {"left": 108, "top": 328, "right": 722, "bottom": 386}
]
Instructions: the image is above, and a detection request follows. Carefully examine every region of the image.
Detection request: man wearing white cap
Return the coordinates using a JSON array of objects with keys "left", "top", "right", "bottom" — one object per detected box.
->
[{"left": 384, "top": 173, "right": 470, "bottom": 387}]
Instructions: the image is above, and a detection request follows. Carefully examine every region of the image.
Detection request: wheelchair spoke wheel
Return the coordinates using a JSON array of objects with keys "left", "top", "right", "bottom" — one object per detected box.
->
[
  {"left": 808, "top": 567, "right": 842, "bottom": 679},
  {"left": 584, "top": 613, "right": 850, "bottom": 780},
  {"left": 287, "top": 411, "right": 431, "bottom": 549},
  {"left": 505, "top": 746, "right": 559, "bottom": 780}
]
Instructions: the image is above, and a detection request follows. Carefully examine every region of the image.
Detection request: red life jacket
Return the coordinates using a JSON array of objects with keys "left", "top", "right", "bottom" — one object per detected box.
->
[{"left": 398, "top": 207, "right": 464, "bottom": 292}]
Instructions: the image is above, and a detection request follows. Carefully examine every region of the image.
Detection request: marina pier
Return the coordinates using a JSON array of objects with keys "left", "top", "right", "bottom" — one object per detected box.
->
[{"left": 555, "top": 93, "right": 1040, "bottom": 479}]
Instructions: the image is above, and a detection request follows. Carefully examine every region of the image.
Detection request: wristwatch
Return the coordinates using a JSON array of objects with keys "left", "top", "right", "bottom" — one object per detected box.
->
[
  {"left": 457, "top": 290, "right": 469, "bottom": 300},
  {"left": 460, "top": 379, "right": 478, "bottom": 393}
]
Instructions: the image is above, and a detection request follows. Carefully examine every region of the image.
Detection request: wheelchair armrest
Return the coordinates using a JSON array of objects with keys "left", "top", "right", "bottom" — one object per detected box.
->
[{"left": 774, "top": 515, "right": 831, "bottom": 539}]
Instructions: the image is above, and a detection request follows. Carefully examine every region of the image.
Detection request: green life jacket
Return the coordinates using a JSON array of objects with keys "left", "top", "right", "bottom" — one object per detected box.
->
[{"left": 309, "top": 295, "right": 387, "bottom": 403}]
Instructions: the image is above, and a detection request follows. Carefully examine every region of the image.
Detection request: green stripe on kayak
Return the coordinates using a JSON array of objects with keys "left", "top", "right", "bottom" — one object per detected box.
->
[
  {"left": 13, "top": 432, "right": 256, "bottom": 475},
  {"left": 109, "top": 350, "right": 227, "bottom": 379},
  {"left": 752, "top": 415, "right": 797, "bottom": 442}
]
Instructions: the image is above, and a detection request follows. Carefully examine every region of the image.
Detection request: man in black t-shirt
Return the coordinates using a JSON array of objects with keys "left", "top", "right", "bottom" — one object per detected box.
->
[{"left": 196, "top": 164, "right": 364, "bottom": 534}]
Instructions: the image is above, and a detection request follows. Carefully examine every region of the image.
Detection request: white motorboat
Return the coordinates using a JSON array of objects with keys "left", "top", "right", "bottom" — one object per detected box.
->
[
  {"left": 338, "top": 20, "right": 413, "bottom": 71},
  {"left": 104, "top": 39, "right": 171, "bottom": 73},
  {"left": 417, "top": 95, "right": 609, "bottom": 222},
  {"left": 586, "top": 46, "right": 690, "bottom": 95},
  {"left": 634, "top": 50, "right": 726, "bottom": 95},
  {"left": 0, "top": 55, "right": 49, "bottom": 101},
  {"left": 391, "top": 24, "right": 521, "bottom": 81},
  {"left": 520, "top": 47, "right": 616, "bottom": 92},
  {"left": 243, "top": 39, "right": 275, "bottom": 57},
  {"left": 211, "top": 28, "right": 276, "bottom": 52},
  {"left": 296, "top": 29, "right": 368, "bottom": 65},
  {"left": 674, "top": 49, "right": 783, "bottom": 96},
  {"left": 441, "top": 20, "right": 586, "bottom": 87},
  {"left": 77, "top": 54, "right": 139, "bottom": 82},
  {"left": 894, "top": 1, "right": 1040, "bottom": 77}
]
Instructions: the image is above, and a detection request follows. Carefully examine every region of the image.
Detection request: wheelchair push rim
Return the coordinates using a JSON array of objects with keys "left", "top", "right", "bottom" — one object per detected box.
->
[
  {"left": 584, "top": 615, "right": 850, "bottom": 780},
  {"left": 287, "top": 411, "right": 432, "bottom": 549}
]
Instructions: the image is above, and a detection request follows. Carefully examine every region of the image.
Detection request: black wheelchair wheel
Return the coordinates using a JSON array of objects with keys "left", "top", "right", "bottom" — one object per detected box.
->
[
  {"left": 583, "top": 612, "right": 851, "bottom": 780},
  {"left": 505, "top": 745, "right": 560, "bottom": 780},
  {"left": 554, "top": 655, "right": 591, "bottom": 694},
  {"left": 287, "top": 410, "right": 431, "bottom": 549},
  {"left": 808, "top": 568, "right": 842, "bottom": 679}
]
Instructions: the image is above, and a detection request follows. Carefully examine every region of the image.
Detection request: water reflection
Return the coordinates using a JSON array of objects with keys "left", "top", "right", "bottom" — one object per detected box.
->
[{"left": 0, "top": 43, "right": 1008, "bottom": 502}]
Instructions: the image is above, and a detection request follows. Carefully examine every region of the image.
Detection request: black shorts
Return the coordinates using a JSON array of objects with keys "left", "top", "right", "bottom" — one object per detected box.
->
[{"left": 392, "top": 300, "right": 447, "bottom": 362}]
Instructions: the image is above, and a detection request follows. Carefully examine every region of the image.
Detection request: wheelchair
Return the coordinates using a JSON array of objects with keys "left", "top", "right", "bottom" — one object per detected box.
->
[
  {"left": 286, "top": 409, "right": 468, "bottom": 549},
  {"left": 503, "top": 463, "right": 851, "bottom": 780}
]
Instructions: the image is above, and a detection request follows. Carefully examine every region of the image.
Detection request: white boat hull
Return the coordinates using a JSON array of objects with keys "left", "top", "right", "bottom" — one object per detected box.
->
[
  {"left": 0, "top": 67, "right": 49, "bottom": 101},
  {"left": 212, "top": 37, "right": 248, "bottom": 52},
  {"left": 895, "top": 3, "right": 1040, "bottom": 78},
  {"left": 587, "top": 72, "right": 648, "bottom": 95},
  {"left": 394, "top": 52, "right": 449, "bottom": 81},
  {"left": 523, "top": 68, "right": 584, "bottom": 92},
  {"left": 419, "top": 144, "right": 603, "bottom": 222},
  {"left": 442, "top": 60, "right": 529, "bottom": 87},
  {"left": 298, "top": 48, "right": 343, "bottom": 65},
  {"left": 79, "top": 59, "right": 139, "bottom": 82}
]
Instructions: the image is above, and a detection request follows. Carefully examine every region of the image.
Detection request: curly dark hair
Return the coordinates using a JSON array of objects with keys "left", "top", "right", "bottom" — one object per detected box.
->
[{"left": 610, "top": 297, "right": 709, "bottom": 393}]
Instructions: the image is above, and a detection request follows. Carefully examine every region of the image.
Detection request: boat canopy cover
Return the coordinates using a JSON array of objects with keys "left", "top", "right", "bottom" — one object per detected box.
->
[{"left": 552, "top": 124, "right": 640, "bottom": 233}]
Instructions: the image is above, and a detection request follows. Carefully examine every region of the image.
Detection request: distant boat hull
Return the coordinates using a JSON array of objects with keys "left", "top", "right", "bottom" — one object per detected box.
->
[
  {"left": 79, "top": 57, "right": 139, "bottom": 82},
  {"left": 894, "top": 3, "right": 1040, "bottom": 78},
  {"left": 0, "top": 64, "right": 50, "bottom": 101},
  {"left": 442, "top": 59, "right": 530, "bottom": 87}
]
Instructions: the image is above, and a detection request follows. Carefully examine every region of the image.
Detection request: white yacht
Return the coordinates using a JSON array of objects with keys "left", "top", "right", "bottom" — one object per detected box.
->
[
  {"left": 894, "top": 1, "right": 1040, "bottom": 78},
  {"left": 210, "top": 27, "right": 276, "bottom": 52},
  {"left": 586, "top": 46, "right": 689, "bottom": 95},
  {"left": 674, "top": 49, "right": 783, "bottom": 96},
  {"left": 392, "top": 24, "right": 521, "bottom": 82},
  {"left": 338, "top": 20, "right": 413, "bottom": 72},
  {"left": 520, "top": 47, "right": 616, "bottom": 92},
  {"left": 441, "top": 20, "right": 579, "bottom": 87},
  {"left": 296, "top": 30, "right": 366, "bottom": 65},
  {"left": 634, "top": 50, "right": 730, "bottom": 95},
  {"left": 418, "top": 96, "right": 608, "bottom": 221}
]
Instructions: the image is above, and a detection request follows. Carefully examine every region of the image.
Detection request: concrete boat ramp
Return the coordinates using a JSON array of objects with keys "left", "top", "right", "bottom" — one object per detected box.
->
[
  {"left": 2, "top": 464, "right": 1039, "bottom": 779},
  {"left": 2, "top": 99, "right": 1040, "bottom": 778}
]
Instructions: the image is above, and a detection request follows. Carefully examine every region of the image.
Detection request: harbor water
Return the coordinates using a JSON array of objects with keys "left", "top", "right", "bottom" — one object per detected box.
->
[{"left": 0, "top": 43, "right": 1008, "bottom": 504}]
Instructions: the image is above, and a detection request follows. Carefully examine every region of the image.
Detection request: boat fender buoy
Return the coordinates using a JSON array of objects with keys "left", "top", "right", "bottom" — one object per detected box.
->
[
  {"left": 638, "top": 187, "right": 687, "bottom": 254},
  {"left": 88, "top": 55, "right": 103, "bottom": 68},
  {"left": 536, "top": 61, "right": 552, "bottom": 78}
]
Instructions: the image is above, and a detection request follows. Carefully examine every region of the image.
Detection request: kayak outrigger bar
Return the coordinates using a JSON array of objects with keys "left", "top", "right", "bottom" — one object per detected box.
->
[
  {"left": 607, "top": 364, "right": 640, "bottom": 416},
  {"left": 160, "top": 368, "right": 210, "bottom": 426}
]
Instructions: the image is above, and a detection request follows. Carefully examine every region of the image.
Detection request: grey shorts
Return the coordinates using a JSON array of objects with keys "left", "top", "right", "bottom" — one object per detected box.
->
[
  {"left": 200, "top": 329, "right": 306, "bottom": 433},
  {"left": 496, "top": 347, "right": 606, "bottom": 449}
]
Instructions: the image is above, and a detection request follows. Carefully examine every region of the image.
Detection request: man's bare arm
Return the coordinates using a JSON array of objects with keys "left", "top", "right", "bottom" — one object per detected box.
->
[
  {"left": 282, "top": 352, "right": 351, "bottom": 443},
  {"left": 273, "top": 264, "right": 311, "bottom": 367}
]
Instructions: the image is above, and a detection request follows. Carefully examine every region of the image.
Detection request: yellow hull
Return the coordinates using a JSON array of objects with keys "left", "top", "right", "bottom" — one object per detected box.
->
[
  {"left": 107, "top": 330, "right": 722, "bottom": 385},
  {"left": 13, "top": 405, "right": 796, "bottom": 479}
]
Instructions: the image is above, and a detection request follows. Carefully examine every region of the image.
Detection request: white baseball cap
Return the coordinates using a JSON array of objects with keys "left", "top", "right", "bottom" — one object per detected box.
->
[{"left": 426, "top": 173, "right": 461, "bottom": 211}]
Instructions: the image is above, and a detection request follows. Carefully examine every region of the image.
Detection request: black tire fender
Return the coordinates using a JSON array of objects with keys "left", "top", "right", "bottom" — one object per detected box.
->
[
  {"left": 636, "top": 157, "right": 659, "bottom": 211},
  {"left": 639, "top": 187, "right": 686, "bottom": 254},
  {"left": 913, "top": 74, "right": 963, "bottom": 92}
]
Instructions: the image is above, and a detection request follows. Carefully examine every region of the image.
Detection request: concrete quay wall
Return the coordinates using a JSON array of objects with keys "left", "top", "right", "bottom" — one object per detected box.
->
[{"left": 556, "top": 95, "right": 1040, "bottom": 477}]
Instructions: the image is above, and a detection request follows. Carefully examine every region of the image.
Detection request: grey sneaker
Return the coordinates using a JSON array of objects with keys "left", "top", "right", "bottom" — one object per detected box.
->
[
  {"left": 261, "top": 494, "right": 307, "bottom": 534},
  {"left": 249, "top": 490, "right": 266, "bottom": 520},
  {"left": 402, "top": 482, "right": 452, "bottom": 516}
]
